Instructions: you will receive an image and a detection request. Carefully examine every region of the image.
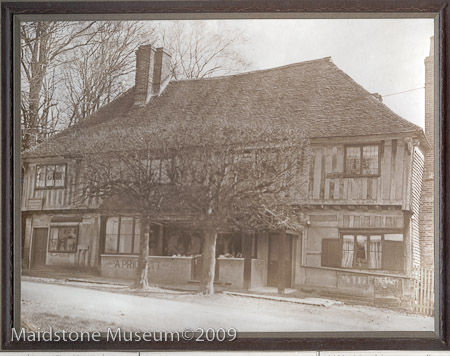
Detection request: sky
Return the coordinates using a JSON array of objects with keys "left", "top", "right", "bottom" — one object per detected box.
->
[{"left": 204, "top": 19, "right": 434, "bottom": 128}]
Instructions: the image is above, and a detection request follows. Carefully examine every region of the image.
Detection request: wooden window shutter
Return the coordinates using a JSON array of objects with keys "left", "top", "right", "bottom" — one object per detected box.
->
[
  {"left": 382, "top": 240, "right": 404, "bottom": 271},
  {"left": 321, "top": 238, "right": 341, "bottom": 267},
  {"left": 393, "top": 242, "right": 404, "bottom": 271}
]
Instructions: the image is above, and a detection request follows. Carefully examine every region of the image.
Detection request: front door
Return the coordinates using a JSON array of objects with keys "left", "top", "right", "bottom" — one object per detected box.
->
[
  {"left": 32, "top": 228, "right": 48, "bottom": 268},
  {"left": 267, "top": 232, "right": 292, "bottom": 288}
]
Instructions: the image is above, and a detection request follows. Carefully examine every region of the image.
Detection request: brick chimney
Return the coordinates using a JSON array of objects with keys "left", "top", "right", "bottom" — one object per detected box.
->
[
  {"left": 419, "top": 36, "right": 434, "bottom": 268},
  {"left": 134, "top": 45, "right": 171, "bottom": 107}
]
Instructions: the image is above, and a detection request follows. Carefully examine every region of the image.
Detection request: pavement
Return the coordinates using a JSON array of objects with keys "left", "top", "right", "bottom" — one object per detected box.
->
[
  {"left": 224, "top": 291, "right": 343, "bottom": 307},
  {"left": 21, "top": 279, "right": 435, "bottom": 332},
  {"left": 22, "top": 268, "right": 341, "bottom": 308}
]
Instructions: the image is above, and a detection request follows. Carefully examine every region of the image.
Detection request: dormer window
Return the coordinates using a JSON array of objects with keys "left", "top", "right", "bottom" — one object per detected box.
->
[
  {"left": 36, "top": 164, "right": 66, "bottom": 188},
  {"left": 345, "top": 144, "right": 379, "bottom": 176}
]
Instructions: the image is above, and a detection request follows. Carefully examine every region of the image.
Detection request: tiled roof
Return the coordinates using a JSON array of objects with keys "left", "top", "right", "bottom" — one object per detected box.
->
[{"left": 24, "top": 57, "right": 424, "bottom": 158}]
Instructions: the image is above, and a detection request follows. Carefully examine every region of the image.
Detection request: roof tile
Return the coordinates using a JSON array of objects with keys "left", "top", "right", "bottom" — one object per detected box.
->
[{"left": 25, "top": 58, "right": 423, "bottom": 158}]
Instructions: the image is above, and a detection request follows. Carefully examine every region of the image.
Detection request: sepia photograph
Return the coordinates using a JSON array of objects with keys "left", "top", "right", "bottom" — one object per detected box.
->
[{"left": 15, "top": 14, "right": 438, "bottom": 341}]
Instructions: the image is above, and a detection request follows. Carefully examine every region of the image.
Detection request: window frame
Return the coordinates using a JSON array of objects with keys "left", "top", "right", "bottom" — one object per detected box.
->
[
  {"left": 344, "top": 143, "right": 381, "bottom": 177},
  {"left": 35, "top": 163, "right": 67, "bottom": 189},
  {"left": 139, "top": 157, "right": 174, "bottom": 184},
  {"left": 47, "top": 224, "right": 79, "bottom": 253},
  {"left": 338, "top": 231, "right": 404, "bottom": 271},
  {"left": 103, "top": 216, "right": 141, "bottom": 255}
]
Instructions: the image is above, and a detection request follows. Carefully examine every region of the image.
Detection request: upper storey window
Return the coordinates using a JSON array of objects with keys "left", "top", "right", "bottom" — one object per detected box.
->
[
  {"left": 36, "top": 164, "right": 66, "bottom": 188},
  {"left": 345, "top": 144, "right": 379, "bottom": 176}
]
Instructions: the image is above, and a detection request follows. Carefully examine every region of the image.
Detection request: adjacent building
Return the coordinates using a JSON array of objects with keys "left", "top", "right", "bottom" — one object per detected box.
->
[{"left": 419, "top": 36, "right": 435, "bottom": 269}]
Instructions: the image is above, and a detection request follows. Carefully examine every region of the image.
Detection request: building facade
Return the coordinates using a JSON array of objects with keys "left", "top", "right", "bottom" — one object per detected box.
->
[{"left": 21, "top": 43, "right": 431, "bottom": 307}]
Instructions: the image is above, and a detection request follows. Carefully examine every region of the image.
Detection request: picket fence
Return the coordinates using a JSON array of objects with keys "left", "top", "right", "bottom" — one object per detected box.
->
[{"left": 413, "top": 266, "right": 434, "bottom": 316}]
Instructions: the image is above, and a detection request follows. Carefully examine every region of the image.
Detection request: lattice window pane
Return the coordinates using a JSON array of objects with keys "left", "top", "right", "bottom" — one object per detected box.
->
[
  {"left": 345, "top": 147, "right": 361, "bottom": 174},
  {"left": 54, "top": 165, "right": 66, "bottom": 187},
  {"left": 362, "top": 145, "right": 379, "bottom": 175}
]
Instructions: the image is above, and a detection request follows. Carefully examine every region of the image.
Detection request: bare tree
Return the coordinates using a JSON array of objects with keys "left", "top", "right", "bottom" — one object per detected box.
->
[
  {"left": 156, "top": 21, "right": 251, "bottom": 80},
  {"left": 78, "top": 117, "right": 309, "bottom": 293},
  {"left": 171, "top": 119, "right": 310, "bottom": 294},
  {"left": 21, "top": 20, "right": 251, "bottom": 151},
  {"left": 79, "top": 130, "right": 180, "bottom": 289},
  {"left": 61, "top": 22, "right": 154, "bottom": 126},
  {"left": 20, "top": 21, "right": 97, "bottom": 151}
]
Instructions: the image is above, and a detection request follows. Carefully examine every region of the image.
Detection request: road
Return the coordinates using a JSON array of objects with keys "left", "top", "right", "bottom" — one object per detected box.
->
[{"left": 21, "top": 280, "right": 434, "bottom": 332}]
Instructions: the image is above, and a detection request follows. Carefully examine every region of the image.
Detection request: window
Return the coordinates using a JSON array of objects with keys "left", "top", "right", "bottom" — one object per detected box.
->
[
  {"left": 48, "top": 225, "right": 78, "bottom": 252},
  {"left": 345, "top": 145, "right": 379, "bottom": 176},
  {"left": 322, "top": 233, "right": 403, "bottom": 271},
  {"left": 36, "top": 164, "right": 66, "bottom": 188},
  {"left": 231, "top": 150, "right": 257, "bottom": 183},
  {"left": 163, "top": 227, "right": 203, "bottom": 256},
  {"left": 216, "top": 233, "right": 243, "bottom": 258},
  {"left": 140, "top": 158, "right": 173, "bottom": 184},
  {"left": 104, "top": 217, "right": 140, "bottom": 255},
  {"left": 342, "top": 234, "right": 382, "bottom": 269},
  {"left": 150, "top": 159, "right": 162, "bottom": 182}
]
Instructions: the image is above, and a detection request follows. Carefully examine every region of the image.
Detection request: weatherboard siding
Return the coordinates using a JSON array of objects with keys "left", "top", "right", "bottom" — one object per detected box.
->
[
  {"left": 411, "top": 147, "right": 425, "bottom": 268},
  {"left": 310, "top": 139, "right": 411, "bottom": 206}
]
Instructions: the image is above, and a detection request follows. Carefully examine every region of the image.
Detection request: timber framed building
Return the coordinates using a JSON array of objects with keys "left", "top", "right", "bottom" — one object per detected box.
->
[{"left": 22, "top": 42, "right": 433, "bottom": 309}]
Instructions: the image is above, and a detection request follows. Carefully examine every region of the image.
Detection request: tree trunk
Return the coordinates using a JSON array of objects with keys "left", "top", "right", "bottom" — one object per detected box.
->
[
  {"left": 277, "top": 230, "right": 286, "bottom": 295},
  {"left": 242, "top": 231, "right": 253, "bottom": 291},
  {"left": 201, "top": 230, "right": 217, "bottom": 295},
  {"left": 26, "top": 22, "right": 50, "bottom": 150},
  {"left": 133, "top": 215, "right": 151, "bottom": 289}
]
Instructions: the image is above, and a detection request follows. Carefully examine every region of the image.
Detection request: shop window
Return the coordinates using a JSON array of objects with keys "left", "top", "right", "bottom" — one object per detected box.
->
[
  {"left": 164, "top": 227, "right": 203, "bottom": 256},
  {"left": 321, "top": 233, "right": 403, "bottom": 271},
  {"left": 216, "top": 232, "right": 258, "bottom": 259},
  {"left": 36, "top": 164, "right": 66, "bottom": 188},
  {"left": 216, "top": 233, "right": 243, "bottom": 258},
  {"left": 345, "top": 145, "right": 379, "bottom": 176},
  {"left": 104, "top": 217, "right": 140, "bottom": 255},
  {"left": 48, "top": 225, "right": 78, "bottom": 252}
]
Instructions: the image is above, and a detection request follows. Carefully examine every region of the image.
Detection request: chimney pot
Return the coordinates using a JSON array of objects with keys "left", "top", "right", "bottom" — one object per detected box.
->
[{"left": 371, "top": 93, "right": 383, "bottom": 102}]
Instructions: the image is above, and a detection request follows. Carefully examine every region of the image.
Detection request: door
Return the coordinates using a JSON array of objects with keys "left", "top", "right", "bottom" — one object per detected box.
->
[
  {"left": 32, "top": 228, "right": 48, "bottom": 268},
  {"left": 267, "top": 233, "right": 293, "bottom": 288}
]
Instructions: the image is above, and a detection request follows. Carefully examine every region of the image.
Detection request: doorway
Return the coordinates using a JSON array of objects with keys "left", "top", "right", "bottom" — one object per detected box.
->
[
  {"left": 31, "top": 228, "right": 48, "bottom": 268},
  {"left": 267, "top": 232, "right": 293, "bottom": 288}
]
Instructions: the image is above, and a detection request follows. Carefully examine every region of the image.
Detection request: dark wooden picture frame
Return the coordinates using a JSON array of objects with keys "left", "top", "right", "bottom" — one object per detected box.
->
[{"left": 1, "top": 0, "right": 449, "bottom": 352}]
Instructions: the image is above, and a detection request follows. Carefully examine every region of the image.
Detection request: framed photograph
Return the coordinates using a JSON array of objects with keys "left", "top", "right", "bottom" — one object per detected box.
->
[{"left": 1, "top": 0, "right": 449, "bottom": 352}]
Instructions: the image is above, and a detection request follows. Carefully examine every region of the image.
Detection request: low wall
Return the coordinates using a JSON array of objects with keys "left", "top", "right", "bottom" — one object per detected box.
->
[
  {"left": 217, "top": 258, "right": 265, "bottom": 289},
  {"left": 147, "top": 256, "right": 194, "bottom": 284},
  {"left": 250, "top": 259, "right": 265, "bottom": 289},
  {"left": 100, "top": 255, "right": 265, "bottom": 289},
  {"left": 217, "top": 257, "right": 244, "bottom": 288},
  {"left": 100, "top": 255, "right": 139, "bottom": 280},
  {"left": 298, "top": 266, "right": 412, "bottom": 302},
  {"left": 100, "top": 255, "right": 194, "bottom": 282},
  {"left": 46, "top": 252, "right": 77, "bottom": 267},
  {"left": 336, "top": 272, "right": 374, "bottom": 297}
]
